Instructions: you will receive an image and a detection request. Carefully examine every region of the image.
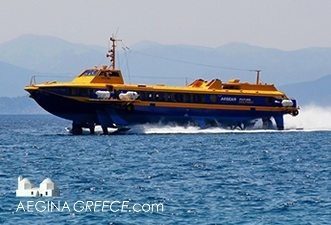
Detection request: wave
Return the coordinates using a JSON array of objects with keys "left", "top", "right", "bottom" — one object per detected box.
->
[
  {"left": 284, "top": 105, "right": 331, "bottom": 131},
  {"left": 139, "top": 105, "right": 331, "bottom": 134},
  {"left": 75, "top": 105, "right": 331, "bottom": 134}
]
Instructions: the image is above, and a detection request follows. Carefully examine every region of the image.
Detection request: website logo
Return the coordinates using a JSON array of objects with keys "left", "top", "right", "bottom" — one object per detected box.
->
[{"left": 15, "top": 176, "right": 164, "bottom": 214}]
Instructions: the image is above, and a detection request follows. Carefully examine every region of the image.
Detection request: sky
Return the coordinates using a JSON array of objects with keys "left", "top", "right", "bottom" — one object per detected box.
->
[{"left": 1, "top": 0, "right": 331, "bottom": 50}]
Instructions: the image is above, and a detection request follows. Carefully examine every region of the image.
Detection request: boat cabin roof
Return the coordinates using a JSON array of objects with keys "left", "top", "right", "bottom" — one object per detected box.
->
[
  {"left": 72, "top": 66, "right": 124, "bottom": 84},
  {"left": 187, "top": 78, "right": 277, "bottom": 91}
]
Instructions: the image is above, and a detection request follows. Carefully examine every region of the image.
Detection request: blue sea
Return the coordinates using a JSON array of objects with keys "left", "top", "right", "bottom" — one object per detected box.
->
[{"left": 0, "top": 115, "right": 330, "bottom": 224}]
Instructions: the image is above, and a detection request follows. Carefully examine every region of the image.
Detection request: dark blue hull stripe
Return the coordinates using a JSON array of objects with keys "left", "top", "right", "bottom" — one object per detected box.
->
[{"left": 30, "top": 90, "right": 285, "bottom": 128}]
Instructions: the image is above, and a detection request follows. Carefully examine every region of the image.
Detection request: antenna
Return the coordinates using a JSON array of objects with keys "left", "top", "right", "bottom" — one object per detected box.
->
[
  {"left": 255, "top": 70, "right": 261, "bottom": 84},
  {"left": 106, "top": 35, "right": 122, "bottom": 69}
]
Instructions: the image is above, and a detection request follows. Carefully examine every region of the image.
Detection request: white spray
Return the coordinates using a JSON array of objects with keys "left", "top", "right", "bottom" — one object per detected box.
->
[
  {"left": 74, "top": 105, "right": 331, "bottom": 134},
  {"left": 284, "top": 105, "right": 331, "bottom": 131},
  {"left": 139, "top": 105, "right": 331, "bottom": 133}
]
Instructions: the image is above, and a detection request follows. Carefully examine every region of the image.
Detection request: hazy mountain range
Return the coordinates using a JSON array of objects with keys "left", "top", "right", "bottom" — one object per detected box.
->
[
  {"left": 0, "top": 34, "right": 330, "bottom": 114},
  {"left": 280, "top": 74, "right": 331, "bottom": 105}
]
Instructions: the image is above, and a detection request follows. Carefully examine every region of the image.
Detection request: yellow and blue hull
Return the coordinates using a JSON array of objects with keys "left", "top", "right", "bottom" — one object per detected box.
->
[{"left": 28, "top": 88, "right": 297, "bottom": 131}]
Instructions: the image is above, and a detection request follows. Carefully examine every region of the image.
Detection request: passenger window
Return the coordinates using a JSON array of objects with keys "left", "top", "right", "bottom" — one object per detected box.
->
[
  {"left": 194, "top": 94, "right": 203, "bottom": 103},
  {"left": 155, "top": 93, "right": 160, "bottom": 100},
  {"left": 79, "top": 88, "right": 89, "bottom": 97},
  {"left": 166, "top": 93, "right": 172, "bottom": 102},
  {"left": 175, "top": 93, "right": 183, "bottom": 102},
  {"left": 267, "top": 97, "right": 274, "bottom": 104},
  {"left": 138, "top": 92, "right": 143, "bottom": 100},
  {"left": 185, "top": 94, "right": 194, "bottom": 103},
  {"left": 71, "top": 88, "right": 79, "bottom": 96},
  {"left": 210, "top": 95, "right": 217, "bottom": 103},
  {"left": 148, "top": 93, "right": 153, "bottom": 100},
  {"left": 183, "top": 94, "right": 189, "bottom": 103},
  {"left": 157, "top": 93, "right": 164, "bottom": 101}
]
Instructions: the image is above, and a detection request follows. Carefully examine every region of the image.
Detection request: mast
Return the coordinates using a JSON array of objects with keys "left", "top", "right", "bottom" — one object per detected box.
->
[{"left": 107, "top": 36, "right": 122, "bottom": 69}]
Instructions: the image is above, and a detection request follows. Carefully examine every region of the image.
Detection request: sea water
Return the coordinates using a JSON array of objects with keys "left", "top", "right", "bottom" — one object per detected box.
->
[{"left": 0, "top": 107, "right": 330, "bottom": 224}]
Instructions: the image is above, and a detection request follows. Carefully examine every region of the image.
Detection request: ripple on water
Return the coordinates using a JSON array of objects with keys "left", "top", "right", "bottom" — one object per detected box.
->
[{"left": 0, "top": 115, "right": 330, "bottom": 224}]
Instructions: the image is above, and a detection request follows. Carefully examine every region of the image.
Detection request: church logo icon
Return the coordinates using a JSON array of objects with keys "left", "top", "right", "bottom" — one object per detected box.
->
[{"left": 16, "top": 176, "right": 60, "bottom": 197}]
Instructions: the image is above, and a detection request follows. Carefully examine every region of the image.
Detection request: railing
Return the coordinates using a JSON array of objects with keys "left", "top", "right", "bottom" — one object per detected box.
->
[
  {"left": 29, "top": 75, "right": 36, "bottom": 85},
  {"left": 28, "top": 75, "right": 73, "bottom": 86}
]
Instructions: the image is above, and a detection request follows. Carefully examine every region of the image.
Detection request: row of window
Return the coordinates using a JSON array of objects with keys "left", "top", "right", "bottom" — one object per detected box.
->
[
  {"left": 48, "top": 87, "right": 97, "bottom": 97},
  {"left": 138, "top": 91, "right": 218, "bottom": 104},
  {"left": 49, "top": 88, "right": 227, "bottom": 103},
  {"left": 47, "top": 87, "right": 278, "bottom": 106},
  {"left": 128, "top": 91, "right": 278, "bottom": 106}
]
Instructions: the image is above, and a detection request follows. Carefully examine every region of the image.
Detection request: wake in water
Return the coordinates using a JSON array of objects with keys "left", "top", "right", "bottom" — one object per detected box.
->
[
  {"left": 132, "top": 105, "right": 331, "bottom": 134},
  {"left": 74, "top": 105, "right": 331, "bottom": 134},
  {"left": 138, "top": 105, "right": 331, "bottom": 134},
  {"left": 284, "top": 105, "right": 331, "bottom": 131}
]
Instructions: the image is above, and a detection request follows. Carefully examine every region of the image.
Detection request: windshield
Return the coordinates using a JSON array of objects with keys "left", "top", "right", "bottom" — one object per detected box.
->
[{"left": 80, "top": 69, "right": 98, "bottom": 76}]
